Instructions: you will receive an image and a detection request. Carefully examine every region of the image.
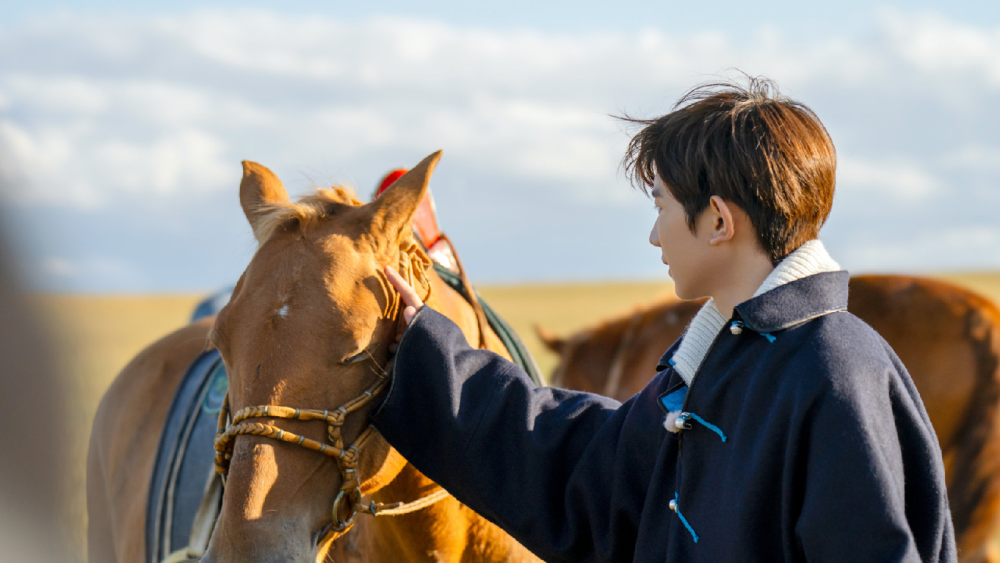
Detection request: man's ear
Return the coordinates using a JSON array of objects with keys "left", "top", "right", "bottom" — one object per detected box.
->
[
  {"left": 366, "top": 151, "right": 442, "bottom": 244},
  {"left": 707, "top": 196, "right": 736, "bottom": 246}
]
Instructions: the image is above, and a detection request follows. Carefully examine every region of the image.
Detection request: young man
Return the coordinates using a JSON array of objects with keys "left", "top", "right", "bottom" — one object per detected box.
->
[{"left": 373, "top": 78, "right": 956, "bottom": 562}]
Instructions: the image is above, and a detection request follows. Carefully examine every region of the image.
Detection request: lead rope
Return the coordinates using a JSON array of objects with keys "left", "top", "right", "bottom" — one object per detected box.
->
[{"left": 361, "top": 488, "right": 453, "bottom": 516}]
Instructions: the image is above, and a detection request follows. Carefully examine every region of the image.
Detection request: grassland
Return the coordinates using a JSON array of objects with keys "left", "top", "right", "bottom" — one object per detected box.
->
[
  {"left": 35, "top": 272, "right": 1000, "bottom": 557},
  {"left": 34, "top": 294, "right": 205, "bottom": 560}
]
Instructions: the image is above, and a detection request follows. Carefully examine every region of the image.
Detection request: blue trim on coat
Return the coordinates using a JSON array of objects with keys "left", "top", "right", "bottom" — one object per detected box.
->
[
  {"left": 660, "top": 387, "right": 687, "bottom": 412},
  {"left": 687, "top": 412, "right": 728, "bottom": 442},
  {"left": 674, "top": 492, "right": 700, "bottom": 543}
]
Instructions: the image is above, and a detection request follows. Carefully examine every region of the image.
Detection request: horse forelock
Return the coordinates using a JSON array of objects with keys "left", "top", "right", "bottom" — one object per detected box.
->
[{"left": 252, "top": 186, "right": 364, "bottom": 246}]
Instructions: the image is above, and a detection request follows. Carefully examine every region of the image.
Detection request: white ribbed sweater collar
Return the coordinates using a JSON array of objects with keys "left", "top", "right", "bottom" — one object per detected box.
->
[{"left": 669, "top": 240, "right": 841, "bottom": 386}]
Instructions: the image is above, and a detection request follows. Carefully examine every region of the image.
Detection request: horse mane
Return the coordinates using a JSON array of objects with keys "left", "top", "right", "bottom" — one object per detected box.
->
[{"left": 253, "top": 186, "right": 363, "bottom": 245}]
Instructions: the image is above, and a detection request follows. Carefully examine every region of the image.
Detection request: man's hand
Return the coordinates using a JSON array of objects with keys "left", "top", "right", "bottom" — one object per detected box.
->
[{"left": 385, "top": 265, "right": 424, "bottom": 327}]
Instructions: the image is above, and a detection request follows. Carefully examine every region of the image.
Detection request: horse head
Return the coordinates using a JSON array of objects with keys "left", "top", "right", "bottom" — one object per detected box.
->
[{"left": 200, "top": 152, "right": 442, "bottom": 562}]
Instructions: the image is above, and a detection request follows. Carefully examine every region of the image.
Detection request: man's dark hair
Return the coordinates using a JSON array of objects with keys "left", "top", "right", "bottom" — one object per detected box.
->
[{"left": 621, "top": 75, "right": 836, "bottom": 264}]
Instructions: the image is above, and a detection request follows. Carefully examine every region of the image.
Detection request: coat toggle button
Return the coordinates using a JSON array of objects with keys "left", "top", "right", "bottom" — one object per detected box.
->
[{"left": 674, "top": 412, "right": 692, "bottom": 431}]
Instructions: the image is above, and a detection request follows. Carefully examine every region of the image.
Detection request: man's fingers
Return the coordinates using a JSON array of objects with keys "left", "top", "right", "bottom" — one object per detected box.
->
[
  {"left": 385, "top": 266, "right": 424, "bottom": 309},
  {"left": 403, "top": 306, "right": 417, "bottom": 324}
]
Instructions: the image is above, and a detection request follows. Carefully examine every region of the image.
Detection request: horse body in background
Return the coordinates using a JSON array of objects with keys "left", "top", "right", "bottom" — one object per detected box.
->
[
  {"left": 88, "top": 152, "right": 540, "bottom": 562},
  {"left": 539, "top": 274, "right": 1000, "bottom": 563}
]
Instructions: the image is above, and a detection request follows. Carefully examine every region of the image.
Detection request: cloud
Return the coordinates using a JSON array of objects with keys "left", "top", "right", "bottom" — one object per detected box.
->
[
  {"left": 2, "top": 10, "right": 998, "bottom": 205},
  {"left": 941, "top": 145, "right": 1000, "bottom": 171},
  {"left": 837, "top": 157, "right": 939, "bottom": 201},
  {"left": 0, "top": 114, "right": 233, "bottom": 207},
  {"left": 883, "top": 10, "right": 1000, "bottom": 86},
  {"left": 0, "top": 9, "right": 998, "bottom": 289}
]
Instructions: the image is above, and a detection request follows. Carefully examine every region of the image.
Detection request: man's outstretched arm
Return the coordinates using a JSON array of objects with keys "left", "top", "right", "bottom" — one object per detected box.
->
[{"left": 370, "top": 267, "right": 657, "bottom": 562}]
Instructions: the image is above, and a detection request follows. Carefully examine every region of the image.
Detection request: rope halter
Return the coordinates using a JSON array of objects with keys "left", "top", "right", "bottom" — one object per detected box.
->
[
  {"left": 213, "top": 244, "right": 445, "bottom": 539},
  {"left": 213, "top": 373, "right": 398, "bottom": 534}
]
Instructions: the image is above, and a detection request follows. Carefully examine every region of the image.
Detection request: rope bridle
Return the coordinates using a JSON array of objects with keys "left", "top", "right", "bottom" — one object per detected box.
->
[{"left": 213, "top": 241, "right": 449, "bottom": 540}]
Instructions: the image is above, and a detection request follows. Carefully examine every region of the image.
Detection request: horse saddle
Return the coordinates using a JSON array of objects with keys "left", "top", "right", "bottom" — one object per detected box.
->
[
  {"left": 147, "top": 264, "right": 543, "bottom": 562},
  {"left": 146, "top": 349, "right": 226, "bottom": 563}
]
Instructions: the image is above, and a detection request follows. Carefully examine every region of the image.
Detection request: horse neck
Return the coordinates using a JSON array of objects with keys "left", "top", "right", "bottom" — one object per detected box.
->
[{"left": 361, "top": 464, "right": 532, "bottom": 562}]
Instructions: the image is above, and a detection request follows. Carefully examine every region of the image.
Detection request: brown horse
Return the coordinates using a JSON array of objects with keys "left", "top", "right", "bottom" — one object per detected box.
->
[
  {"left": 538, "top": 274, "right": 1000, "bottom": 563},
  {"left": 87, "top": 152, "right": 541, "bottom": 562}
]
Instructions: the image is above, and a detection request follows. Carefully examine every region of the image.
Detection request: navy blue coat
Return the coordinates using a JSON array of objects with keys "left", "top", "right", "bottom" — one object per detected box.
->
[{"left": 370, "top": 271, "right": 957, "bottom": 562}]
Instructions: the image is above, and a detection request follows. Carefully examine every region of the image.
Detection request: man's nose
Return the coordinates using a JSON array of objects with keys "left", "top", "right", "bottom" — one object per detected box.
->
[{"left": 649, "top": 224, "right": 660, "bottom": 247}]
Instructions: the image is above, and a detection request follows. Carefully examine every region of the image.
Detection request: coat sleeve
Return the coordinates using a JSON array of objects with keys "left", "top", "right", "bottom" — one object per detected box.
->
[
  {"left": 369, "top": 307, "right": 656, "bottom": 562},
  {"left": 793, "top": 358, "right": 951, "bottom": 563}
]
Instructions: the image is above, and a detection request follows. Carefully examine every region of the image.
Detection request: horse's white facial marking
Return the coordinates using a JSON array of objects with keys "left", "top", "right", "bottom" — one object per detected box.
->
[{"left": 277, "top": 304, "right": 290, "bottom": 318}]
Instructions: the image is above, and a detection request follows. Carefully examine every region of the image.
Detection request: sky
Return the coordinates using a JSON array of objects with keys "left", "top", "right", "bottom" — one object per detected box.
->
[{"left": 1, "top": 1, "right": 998, "bottom": 292}]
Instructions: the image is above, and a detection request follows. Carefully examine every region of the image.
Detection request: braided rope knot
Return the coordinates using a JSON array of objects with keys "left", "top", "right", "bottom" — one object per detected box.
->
[
  {"left": 338, "top": 445, "right": 362, "bottom": 468},
  {"left": 329, "top": 406, "right": 348, "bottom": 426}
]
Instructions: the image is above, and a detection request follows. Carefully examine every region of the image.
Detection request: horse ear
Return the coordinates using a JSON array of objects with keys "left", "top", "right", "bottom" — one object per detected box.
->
[
  {"left": 368, "top": 150, "right": 442, "bottom": 242},
  {"left": 240, "top": 161, "right": 289, "bottom": 243},
  {"left": 535, "top": 325, "right": 567, "bottom": 355}
]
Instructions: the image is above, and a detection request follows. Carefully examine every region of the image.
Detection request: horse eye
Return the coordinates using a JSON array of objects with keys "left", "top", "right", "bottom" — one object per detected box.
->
[{"left": 343, "top": 350, "right": 368, "bottom": 364}]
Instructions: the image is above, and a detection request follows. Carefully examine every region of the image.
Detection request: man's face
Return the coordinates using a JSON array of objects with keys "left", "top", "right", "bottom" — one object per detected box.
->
[{"left": 649, "top": 173, "right": 714, "bottom": 300}]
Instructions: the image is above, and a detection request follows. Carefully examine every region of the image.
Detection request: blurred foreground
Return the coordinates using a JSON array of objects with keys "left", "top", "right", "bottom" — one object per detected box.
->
[{"left": 31, "top": 272, "right": 1000, "bottom": 557}]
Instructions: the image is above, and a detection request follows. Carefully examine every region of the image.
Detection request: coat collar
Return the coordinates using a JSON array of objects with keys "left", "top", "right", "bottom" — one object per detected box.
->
[
  {"left": 735, "top": 270, "right": 849, "bottom": 333},
  {"left": 751, "top": 239, "right": 842, "bottom": 298},
  {"left": 657, "top": 240, "right": 846, "bottom": 384}
]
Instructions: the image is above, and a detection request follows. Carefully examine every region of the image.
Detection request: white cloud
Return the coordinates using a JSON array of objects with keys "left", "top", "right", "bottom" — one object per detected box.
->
[
  {"left": 883, "top": 10, "right": 1000, "bottom": 85},
  {"left": 837, "top": 157, "right": 940, "bottom": 201},
  {"left": 0, "top": 120, "right": 95, "bottom": 206},
  {"left": 2, "top": 9, "right": 998, "bottom": 208},
  {"left": 92, "top": 128, "right": 231, "bottom": 196},
  {"left": 0, "top": 116, "right": 232, "bottom": 206},
  {"left": 4, "top": 74, "right": 108, "bottom": 115},
  {"left": 941, "top": 145, "right": 1000, "bottom": 171},
  {"left": 1, "top": 8, "right": 999, "bottom": 288}
]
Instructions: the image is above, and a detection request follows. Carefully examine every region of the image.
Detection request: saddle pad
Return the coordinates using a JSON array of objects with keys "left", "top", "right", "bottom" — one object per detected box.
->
[{"left": 146, "top": 350, "right": 227, "bottom": 563}]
